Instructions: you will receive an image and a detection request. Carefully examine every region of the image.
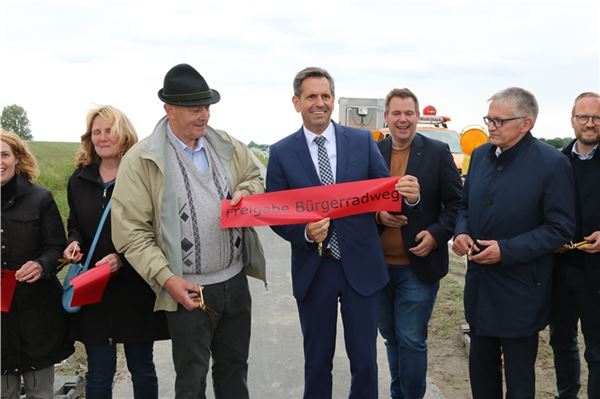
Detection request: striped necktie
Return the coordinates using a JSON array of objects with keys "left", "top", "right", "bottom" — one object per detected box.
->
[{"left": 313, "top": 135, "right": 341, "bottom": 259}]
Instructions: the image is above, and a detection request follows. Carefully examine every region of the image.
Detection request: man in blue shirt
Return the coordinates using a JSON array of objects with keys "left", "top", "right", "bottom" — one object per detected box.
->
[{"left": 550, "top": 91, "right": 600, "bottom": 399}]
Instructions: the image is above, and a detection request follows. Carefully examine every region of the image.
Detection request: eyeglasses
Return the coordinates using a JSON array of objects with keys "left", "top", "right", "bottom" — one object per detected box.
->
[
  {"left": 483, "top": 116, "right": 526, "bottom": 128},
  {"left": 573, "top": 114, "right": 600, "bottom": 126}
]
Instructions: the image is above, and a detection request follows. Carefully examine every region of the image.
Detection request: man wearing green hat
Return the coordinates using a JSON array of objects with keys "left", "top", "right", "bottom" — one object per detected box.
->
[{"left": 112, "top": 63, "right": 265, "bottom": 399}]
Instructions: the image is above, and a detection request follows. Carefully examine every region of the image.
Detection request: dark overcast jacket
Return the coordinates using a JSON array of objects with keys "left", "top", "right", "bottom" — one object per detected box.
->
[
  {"left": 455, "top": 133, "right": 575, "bottom": 338},
  {"left": 66, "top": 162, "right": 168, "bottom": 345},
  {"left": 1, "top": 175, "right": 73, "bottom": 373}
]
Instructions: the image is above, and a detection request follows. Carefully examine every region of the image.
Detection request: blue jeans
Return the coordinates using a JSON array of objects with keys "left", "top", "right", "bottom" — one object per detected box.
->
[
  {"left": 378, "top": 265, "right": 439, "bottom": 399},
  {"left": 85, "top": 342, "right": 158, "bottom": 399}
]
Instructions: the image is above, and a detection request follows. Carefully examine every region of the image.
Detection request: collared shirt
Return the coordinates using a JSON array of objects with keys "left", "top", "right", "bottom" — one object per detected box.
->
[
  {"left": 303, "top": 122, "right": 336, "bottom": 243},
  {"left": 572, "top": 141, "right": 598, "bottom": 161},
  {"left": 167, "top": 124, "right": 209, "bottom": 173},
  {"left": 303, "top": 122, "right": 337, "bottom": 181}
]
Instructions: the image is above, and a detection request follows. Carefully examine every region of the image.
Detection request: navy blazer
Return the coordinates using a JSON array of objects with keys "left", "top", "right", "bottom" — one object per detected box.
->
[
  {"left": 266, "top": 122, "right": 390, "bottom": 300},
  {"left": 377, "top": 134, "right": 463, "bottom": 283},
  {"left": 556, "top": 139, "right": 600, "bottom": 292},
  {"left": 455, "top": 133, "right": 575, "bottom": 337}
]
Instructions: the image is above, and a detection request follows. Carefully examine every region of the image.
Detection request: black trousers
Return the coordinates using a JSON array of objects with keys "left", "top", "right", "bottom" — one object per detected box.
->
[
  {"left": 550, "top": 262, "right": 581, "bottom": 399},
  {"left": 166, "top": 271, "right": 251, "bottom": 399},
  {"left": 469, "top": 328, "right": 538, "bottom": 399},
  {"left": 550, "top": 262, "right": 600, "bottom": 399}
]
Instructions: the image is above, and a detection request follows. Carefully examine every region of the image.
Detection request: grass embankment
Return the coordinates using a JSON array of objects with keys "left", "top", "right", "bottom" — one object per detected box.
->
[
  {"left": 250, "top": 148, "right": 268, "bottom": 166},
  {"left": 28, "top": 141, "right": 80, "bottom": 223}
]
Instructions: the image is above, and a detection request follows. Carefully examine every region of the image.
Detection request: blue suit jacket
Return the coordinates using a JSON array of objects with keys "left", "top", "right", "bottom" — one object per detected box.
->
[
  {"left": 377, "top": 134, "right": 463, "bottom": 283},
  {"left": 266, "top": 122, "right": 390, "bottom": 300}
]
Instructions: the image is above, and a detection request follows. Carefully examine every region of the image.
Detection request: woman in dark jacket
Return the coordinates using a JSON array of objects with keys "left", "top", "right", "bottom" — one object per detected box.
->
[
  {"left": 1, "top": 129, "right": 74, "bottom": 399},
  {"left": 62, "top": 106, "right": 168, "bottom": 399}
]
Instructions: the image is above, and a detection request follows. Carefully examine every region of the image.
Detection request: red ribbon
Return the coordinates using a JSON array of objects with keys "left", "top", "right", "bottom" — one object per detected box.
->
[
  {"left": 1, "top": 269, "right": 17, "bottom": 313},
  {"left": 70, "top": 262, "right": 111, "bottom": 307},
  {"left": 221, "top": 176, "right": 401, "bottom": 228}
]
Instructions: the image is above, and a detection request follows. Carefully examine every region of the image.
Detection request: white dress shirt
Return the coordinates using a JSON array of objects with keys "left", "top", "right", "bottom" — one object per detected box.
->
[{"left": 303, "top": 122, "right": 337, "bottom": 182}]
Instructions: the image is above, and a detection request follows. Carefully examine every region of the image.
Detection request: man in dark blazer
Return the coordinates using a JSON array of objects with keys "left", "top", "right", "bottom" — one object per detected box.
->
[
  {"left": 550, "top": 91, "right": 600, "bottom": 399},
  {"left": 375, "top": 88, "right": 463, "bottom": 399},
  {"left": 452, "top": 87, "right": 575, "bottom": 398},
  {"left": 266, "top": 67, "right": 417, "bottom": 399}
]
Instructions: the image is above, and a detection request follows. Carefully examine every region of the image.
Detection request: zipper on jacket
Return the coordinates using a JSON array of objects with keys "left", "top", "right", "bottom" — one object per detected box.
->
[{"left": 102, "top": 187, "right": 108, "bottom": 209}]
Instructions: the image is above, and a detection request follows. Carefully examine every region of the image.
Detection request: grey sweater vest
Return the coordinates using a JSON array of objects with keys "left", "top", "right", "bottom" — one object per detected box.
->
[{"left": 167, "top": 136, "right": 243, "bottom": 286}]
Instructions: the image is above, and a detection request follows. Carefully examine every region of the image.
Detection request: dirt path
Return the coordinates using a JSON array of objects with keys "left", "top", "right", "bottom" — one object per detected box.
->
[{"left": 427, "top": 253, "right": 589, "bottom": 398}]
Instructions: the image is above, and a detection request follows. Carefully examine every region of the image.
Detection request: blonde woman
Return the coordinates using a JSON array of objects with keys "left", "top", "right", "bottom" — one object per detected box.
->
[
  {"left": 1, "top": 129, "right": 73, "bottom": 399},
  {"left": 62, "top": 106, "right": 168, "bottom": 399}
]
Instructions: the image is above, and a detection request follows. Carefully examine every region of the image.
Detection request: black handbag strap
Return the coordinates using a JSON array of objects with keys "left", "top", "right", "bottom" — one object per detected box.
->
[{"left": 82, "top": 202, "right": 112, "bottom": 271}]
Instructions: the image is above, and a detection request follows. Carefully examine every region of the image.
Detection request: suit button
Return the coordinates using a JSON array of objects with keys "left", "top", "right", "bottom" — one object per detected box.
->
[
  {"left": 497, "top": 165, "right": 504, "bottom": 171},
  {"left": 485, "top": 199, "right": 493, "bottom": 206}
]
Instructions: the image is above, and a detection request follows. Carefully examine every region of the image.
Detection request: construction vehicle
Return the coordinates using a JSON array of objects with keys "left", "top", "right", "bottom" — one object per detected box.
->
[
  {"left": 338, "top": 97, "right": 488, "bottom": 175},
  {"left": 459, "top": 125, "right": 489, "bottom": 175}
]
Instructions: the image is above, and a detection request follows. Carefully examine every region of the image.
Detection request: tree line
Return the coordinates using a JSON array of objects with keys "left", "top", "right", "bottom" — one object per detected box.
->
[
  {"left": 1, "top": 104, "right": 32, "bottom": 140},
  {"left": 538, "top": 137, "right": 574, "bottom": 150}
]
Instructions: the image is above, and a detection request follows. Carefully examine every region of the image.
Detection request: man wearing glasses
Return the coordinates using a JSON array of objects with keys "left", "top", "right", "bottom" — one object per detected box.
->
[
  {"left": 550, "top": 92, "right": 600, "bottom": 399},
  {"left": 452, "top": 87, "right": 575, "bottom": 398}
]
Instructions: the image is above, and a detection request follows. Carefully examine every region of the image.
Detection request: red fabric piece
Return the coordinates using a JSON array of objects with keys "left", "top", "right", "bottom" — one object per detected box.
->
[
  {"left": 1, "top": 269, "right": 17, "bottom": 312},
  {"left": 221, "top": 176, "right": 402, "bottom": 228},
  {"left": 70, "top": 262, "right": 111, "bottom": 306}
]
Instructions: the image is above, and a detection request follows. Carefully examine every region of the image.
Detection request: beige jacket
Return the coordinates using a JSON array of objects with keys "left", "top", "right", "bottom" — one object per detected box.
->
[{"left": 111, "top": 116, "right": 265, "bottom": 311}]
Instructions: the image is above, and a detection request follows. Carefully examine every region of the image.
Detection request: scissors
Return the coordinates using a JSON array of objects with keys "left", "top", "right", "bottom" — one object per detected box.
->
[
  {"left": 57, "top": 242, "right": 79, "bottom": 271},
  {"left": 192, "top": 284, "right": 218, "bottom": 317}
]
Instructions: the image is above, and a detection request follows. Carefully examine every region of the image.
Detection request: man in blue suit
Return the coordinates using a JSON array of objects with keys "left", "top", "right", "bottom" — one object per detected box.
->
[
  {"left": 452, "top": 87, "right": 575, "bottom": 398},
  {"left": 266, "top": 67, "right": 419, "bottom": 399}
]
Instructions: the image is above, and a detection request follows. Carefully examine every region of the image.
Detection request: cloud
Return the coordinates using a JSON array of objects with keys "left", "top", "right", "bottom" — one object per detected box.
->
[{"left": 0, "top": 0, "right": 598, "bottom": 145}]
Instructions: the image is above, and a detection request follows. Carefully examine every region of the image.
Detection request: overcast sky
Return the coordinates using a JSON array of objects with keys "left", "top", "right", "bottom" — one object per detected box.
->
[{"left": 1, "top": 0, "right": 598, "bottom": 145}]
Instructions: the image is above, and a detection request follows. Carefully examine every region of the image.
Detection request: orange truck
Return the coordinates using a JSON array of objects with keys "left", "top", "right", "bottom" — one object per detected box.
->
[{"left": 338, "top": 98, "right": 487, "bottom": 175}]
